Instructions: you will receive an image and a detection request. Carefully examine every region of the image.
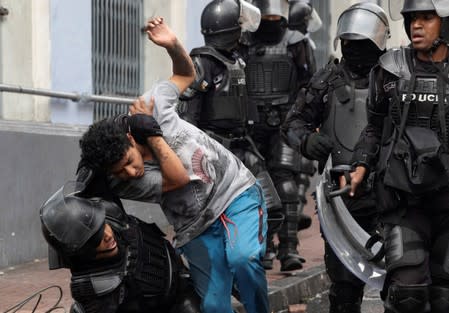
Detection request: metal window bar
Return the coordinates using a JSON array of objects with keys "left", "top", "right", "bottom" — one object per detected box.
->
[{"left": 92, "top": 0, "right": 143, "bottom": 121}]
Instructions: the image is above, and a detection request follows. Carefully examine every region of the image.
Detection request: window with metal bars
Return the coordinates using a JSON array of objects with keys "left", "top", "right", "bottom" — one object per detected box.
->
[{"left": 92, "top": 0, "right": 143, "bottom": 121}]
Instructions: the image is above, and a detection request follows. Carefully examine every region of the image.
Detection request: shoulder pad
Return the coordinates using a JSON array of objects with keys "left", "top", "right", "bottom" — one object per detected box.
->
[
  {"left": 285, "top": 29, "right": 306, "bottom": 45},
  {"left": 379, "top": 47, "right": 412, "bottom": 80},
  {"left": 190, "top": 46, "right": 232, "bottom": 65},
  {"left": 180, "top": 56, "right": 209, "bottom": 98},
  {"left": 309, "top": 60, "right": 339, "bottom": 90}
]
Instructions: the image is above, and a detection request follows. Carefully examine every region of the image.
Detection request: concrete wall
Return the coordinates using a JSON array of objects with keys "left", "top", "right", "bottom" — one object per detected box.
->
[{"left": 0, "top": 120, "right": 168, "bottom": 268}]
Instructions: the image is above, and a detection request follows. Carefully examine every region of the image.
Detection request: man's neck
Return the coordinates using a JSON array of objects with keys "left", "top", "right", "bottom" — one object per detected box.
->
[{"left": 417, "top": 43, "right": 449, "bottom": 62}]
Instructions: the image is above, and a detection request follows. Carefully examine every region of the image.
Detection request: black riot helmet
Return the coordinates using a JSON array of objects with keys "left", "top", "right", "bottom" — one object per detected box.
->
[
  {"left": 390, "top": 0, "right": 449, "bottom": 44},
  {"left": 40, "top": 181, "right": 108, "bottom": 258},
  {"left": 288, "top": 0, "right": 312, "bottom": 34},
  {"left": 201, "top": 0, "right": 242, "bottom": 51}
]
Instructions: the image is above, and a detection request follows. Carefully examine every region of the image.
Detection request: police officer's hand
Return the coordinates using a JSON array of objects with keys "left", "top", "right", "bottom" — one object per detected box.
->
[
  {"left": 304, "top": 132, "right": 334, "bottom": 161},
  {"left": 127, "top": 114, "right": 163, "bottom": 145},
  {"left": 339, "top": 166, "right": 366, "bottom": 197}
]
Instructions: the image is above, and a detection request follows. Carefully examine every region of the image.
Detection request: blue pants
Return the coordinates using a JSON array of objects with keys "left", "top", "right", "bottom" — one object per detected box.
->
[{"left": 180, "top": 184, "right": 269, "bottom": 313}]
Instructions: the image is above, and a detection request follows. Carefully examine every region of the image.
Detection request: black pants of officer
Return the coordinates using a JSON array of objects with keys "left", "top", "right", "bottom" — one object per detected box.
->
[
  {"left": 324, "top": 194, "right": 378, "bottom": 313},
  {"left": 253, "top": 121, "right": 313, "bottom": 271},
  {"left": 377, "top": 183, "right": 449, "bottom": 313}
]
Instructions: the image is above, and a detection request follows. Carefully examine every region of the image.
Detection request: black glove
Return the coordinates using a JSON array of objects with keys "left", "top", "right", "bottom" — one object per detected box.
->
[
  {"left": 127, "top": 114, "right": 163, "bottom": 145},
  {"left": 304, "top": 132, "right": 334, "bottom": 161}
]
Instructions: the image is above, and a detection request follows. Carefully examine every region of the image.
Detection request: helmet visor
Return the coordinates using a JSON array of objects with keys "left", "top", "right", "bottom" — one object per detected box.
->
[
  {"left": 307, "top": 8, "right": 323, "bottom": 33},
  {"left": 40, "top": 181, "right": 106, "bottom": 251},
  {"left": 239, "top": 0, "right": 261, "bottom": 32},
  {"left": 433, "top": 0, "right": 449, "bottom": 17},
  {"left": 334, "top": 8, "right": 389, "bottom": 50}
]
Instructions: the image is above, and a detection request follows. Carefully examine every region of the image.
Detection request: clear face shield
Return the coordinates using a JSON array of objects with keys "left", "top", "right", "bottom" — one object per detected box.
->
[
  {"left": 307, "top": 7, "right": 322, "bottom": 33},
  {"left": 389, "top": 0, "right": 449, "bottom": 21},
  {"left": 334, "top": 7, "right": 390, "bottom": 51},
  {"left": 239, "top": 0, "right": 262, "bottom": 32}
]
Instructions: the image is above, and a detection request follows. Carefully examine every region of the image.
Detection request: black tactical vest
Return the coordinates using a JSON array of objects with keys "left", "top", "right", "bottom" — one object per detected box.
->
[
  {"left": 245, "top": 35, "right": 298, "bottom": 108},
  {"left": 190, "top": 46, "right": 250, "bottom": 133},
  {"left": 70, "top": 204, "right": 178, "bottom": 305},
  {"left": 384, "top": 49, "right": 449, "bottom": 147},
  {"left": 320, "top": 64, "right": 369, "bottom": 166},
  {"left": 378, "top": 48, "right": 449, "bottom": 193}
]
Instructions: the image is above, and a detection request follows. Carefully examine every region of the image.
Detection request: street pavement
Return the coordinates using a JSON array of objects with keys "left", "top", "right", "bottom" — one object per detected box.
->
[{"left": 0, "top": 191, "right": 330, "bottom": 313}]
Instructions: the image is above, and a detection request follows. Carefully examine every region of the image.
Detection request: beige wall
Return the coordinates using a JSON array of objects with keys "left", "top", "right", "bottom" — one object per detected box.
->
[
  {"left": 0, "top": 0, "right": 51, "bottom": 122},
  {"left": 143, "top": 0, "right": 188, "bottom": 91}
]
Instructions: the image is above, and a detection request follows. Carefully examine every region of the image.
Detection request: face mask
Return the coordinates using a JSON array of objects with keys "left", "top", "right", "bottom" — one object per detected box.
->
[
  {"left": 255, "top": 19, "right": 287, "bottom": 44},
  {"left": 204, "top": 29, "right": 242, "bottom": 52},
  {"left": 341, "top": 40, "right": 384, "bottom": 75}
]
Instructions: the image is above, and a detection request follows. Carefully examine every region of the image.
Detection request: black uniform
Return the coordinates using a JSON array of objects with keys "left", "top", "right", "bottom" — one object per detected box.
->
[
  {"left": 283, "top": 57, "right": 378, "bottom": 312},
  {"left": 42, "top": 169, "right": 201, "bottom": 313},
  {"left": 69, "top": 205, "right": 199, "bottom": 313},
  {"left": 239, "top": 29, "right": 316, "bottom": 270},
  {"left": 352, "top": 47, "right": 449, "bottom": 312}
]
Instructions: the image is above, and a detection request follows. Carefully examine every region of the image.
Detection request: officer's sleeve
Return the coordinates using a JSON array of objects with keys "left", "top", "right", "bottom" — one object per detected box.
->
[
  {"left": 282, "top": 67, "right": 331, "bottom": 154},
  {"left": 351, "top": 65, "right": 389, "bottom": 170},
  {"left": 108, "top": 161, "right": 162, "bottom": 203}
]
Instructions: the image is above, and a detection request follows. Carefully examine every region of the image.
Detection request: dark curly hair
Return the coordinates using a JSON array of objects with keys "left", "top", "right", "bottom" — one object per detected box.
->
[{"left": 79, "top": 118, "right": 131, "bottom": 172}]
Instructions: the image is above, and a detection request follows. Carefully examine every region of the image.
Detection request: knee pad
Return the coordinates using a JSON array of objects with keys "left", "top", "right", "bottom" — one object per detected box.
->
[
  {"left": 275, "top": 179, "right": 300, "bottom": 203},
  {"left": 384, "top": 284, "right": 430, "bottom": 313},
  {"left": 268, "top": 138, "right": 302, "bottom": 172},
  {"left": 255, "top": 170, "right": 282, "bottom": 211},
  {"left": 430, "top": 231, "right": 449, "bottom": 280},
  {"left": 384, "top": 225, "right": 426, "bottom": 272}
]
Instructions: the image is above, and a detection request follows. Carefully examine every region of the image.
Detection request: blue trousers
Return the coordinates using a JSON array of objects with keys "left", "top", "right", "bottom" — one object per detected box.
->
[{"left": 180, "top": 184, "right": 269, "bottom": 313}]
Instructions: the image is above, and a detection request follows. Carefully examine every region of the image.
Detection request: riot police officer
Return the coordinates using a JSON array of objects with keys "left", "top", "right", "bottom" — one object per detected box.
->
[
  {"left": 238, "top": 0, "right": 319, "bottom": 271},
  {"left": 282, "top": 3, "right": 390, "bottom": 312},
  {"left": 40, "top": 179, "right": 201, "bottom": 313},
  {"left": 349, "top": 0, "right": 449, "bottom": 312}
]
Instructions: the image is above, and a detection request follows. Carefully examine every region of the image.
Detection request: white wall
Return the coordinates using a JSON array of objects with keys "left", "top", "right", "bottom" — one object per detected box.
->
[
  {"left": 50, "top": 0, "right": 92, "bottom": 125},
  {"left": 0, "top": 0, "right": 51, "bottom": 122}
]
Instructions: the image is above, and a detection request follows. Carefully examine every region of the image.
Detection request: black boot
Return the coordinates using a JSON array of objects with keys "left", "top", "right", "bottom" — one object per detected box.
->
[{"left": 278, "top": 203, "right": 305, "bottom": 271}]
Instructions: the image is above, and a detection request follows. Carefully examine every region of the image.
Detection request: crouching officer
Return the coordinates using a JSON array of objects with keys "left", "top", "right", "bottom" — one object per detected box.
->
[{"left": 40, "top": 178, "right": 201, "bottom": 313}]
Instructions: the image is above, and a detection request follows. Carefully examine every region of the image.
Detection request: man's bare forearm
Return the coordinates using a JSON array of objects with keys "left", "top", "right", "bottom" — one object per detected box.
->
[
  {"left": 147, "top": 136, "right": 189, "bottom": 192},
  {"left": 166, "top": 39, "right": 195, "bottom": 77}
]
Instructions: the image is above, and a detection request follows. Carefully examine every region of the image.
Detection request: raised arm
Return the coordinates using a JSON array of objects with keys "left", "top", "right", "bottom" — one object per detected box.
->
[
  {"left": 145, "top": 17, "right": 195, "bottom": 93},
  {"left": 129, "top": 97, "right": 189, "bottom": 192}
]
